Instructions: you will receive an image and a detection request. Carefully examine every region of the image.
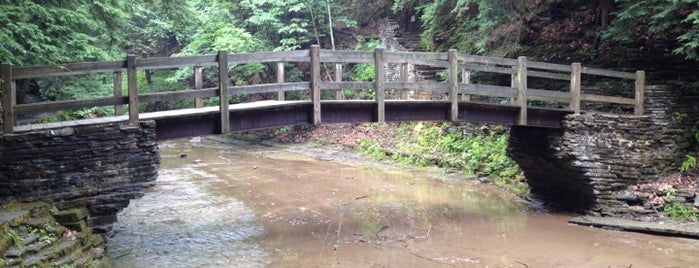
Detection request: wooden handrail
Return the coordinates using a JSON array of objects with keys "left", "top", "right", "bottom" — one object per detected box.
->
[{"left": 0, "top": 48, "right": 646, "bottom": 134}]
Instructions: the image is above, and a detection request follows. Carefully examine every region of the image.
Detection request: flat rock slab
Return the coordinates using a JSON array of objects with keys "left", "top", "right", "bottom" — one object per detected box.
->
[
  {"left": 0, "top": 210, "right": 28, "bottom": 227},
  {"left": 569, "top": 216, "right": 699, "bottom": 239}
]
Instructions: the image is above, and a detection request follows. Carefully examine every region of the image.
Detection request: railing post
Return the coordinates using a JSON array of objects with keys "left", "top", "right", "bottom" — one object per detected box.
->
[
  {"left": 516, "top": 56, "right": 528, "bottom": 125},
  {"left": 334, "top": 63, "right": 344, "bottom": 100},
  {"left": 218, "top": 50, "right": 230, "bottom": 133},
  {"left": 448, "top": 49, "right": 459, "bottom": 121},
  {"left": 194, "top": 66, "right": 204, "bottom": 108},
  {"left": 374, "top": 48, "right": 385, "bottom": 123},
  {"left": 1, "top": 63, "right": 14, "bottom": 134},
  {"left": 634, "top": 70, "right": 645, "bottom": 115},
  {"left": 126, "top": 55, "right": 139, "bottom": 124},
  {"left": 275, "top": 62, "right": 285, "bottom": 101},
  {"left": 400, "top": 63, "right": 409, "bottom": 100},
  {"left": 113, "top": 71, "right": 123, "bottom": 115},
  {"left": 461, "top": 69, "right": 471, "bottom": 101},
  {"left": 310, "top": 45, "right": 321, "bottom": 125},
  {"left": 570, "top": 63, "right": 582, "bottom": 114}
]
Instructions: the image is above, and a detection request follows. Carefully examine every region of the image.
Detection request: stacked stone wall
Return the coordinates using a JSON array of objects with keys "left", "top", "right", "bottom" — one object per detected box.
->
[
  {"left": 508, "top": 85, "right": 698, "bottom": 216},
  {"left": 0, "top": 121, "right": 159, "bottom": 232}
]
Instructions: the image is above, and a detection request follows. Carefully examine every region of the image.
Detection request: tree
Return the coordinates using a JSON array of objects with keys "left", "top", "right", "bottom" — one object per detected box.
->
[
  {"left": 603, "top": 0, "right": 699, "bottom": 60},
  {"left": 0, "top": 0, "right": 130, "bottom": 65}
]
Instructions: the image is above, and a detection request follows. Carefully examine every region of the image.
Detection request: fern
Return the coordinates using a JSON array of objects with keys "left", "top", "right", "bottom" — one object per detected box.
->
[{"left": 681, "top": 154, "right": 697, "bottom": 173}]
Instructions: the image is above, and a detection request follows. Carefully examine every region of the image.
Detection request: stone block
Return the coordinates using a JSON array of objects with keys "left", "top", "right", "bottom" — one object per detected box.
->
[
  {"left": 616, "top": 191, "right": 639, "bottom": 202},
  {"left": 52, "top": 208, "right": 87, "bottom": 224},
  {"left": 63, "top": 221, "right": 88, "bottom": 232}
]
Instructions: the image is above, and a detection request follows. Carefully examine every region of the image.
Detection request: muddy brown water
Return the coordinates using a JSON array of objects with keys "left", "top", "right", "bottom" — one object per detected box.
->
[{"left": 107, "top": 138, "right": 699, "bottom": 267}]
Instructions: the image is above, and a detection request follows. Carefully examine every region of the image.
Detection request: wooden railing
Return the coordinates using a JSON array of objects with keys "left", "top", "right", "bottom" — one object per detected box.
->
[{"left": 0, "top": 45, "right": 645, "bottom": 134}]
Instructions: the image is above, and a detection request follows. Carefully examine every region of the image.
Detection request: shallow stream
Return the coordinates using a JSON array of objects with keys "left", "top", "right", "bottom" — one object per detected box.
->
[{"left": 107, "top": 138, "right": 699, "bottom": 267}]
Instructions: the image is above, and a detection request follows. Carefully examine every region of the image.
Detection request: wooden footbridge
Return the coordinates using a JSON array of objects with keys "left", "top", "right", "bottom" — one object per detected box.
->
[{"left": 1, "top": 46, "right": 645, "bottom": 140}]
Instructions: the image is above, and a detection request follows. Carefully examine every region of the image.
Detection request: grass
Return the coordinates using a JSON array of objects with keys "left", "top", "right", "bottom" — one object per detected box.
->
[{"left": 354, "top": 122, "right": 528, "bottom": 197}]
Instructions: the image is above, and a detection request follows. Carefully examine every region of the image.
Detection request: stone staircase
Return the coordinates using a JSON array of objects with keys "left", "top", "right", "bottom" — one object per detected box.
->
[
  {"left": 1, "top": 202, "right": 106, "bottom": 267},
  {"left": 378, "top": 18, "right": 445, "bottom": 100},
  {"left": 379, "top": 18, "right": 443, "bottom": 83}
]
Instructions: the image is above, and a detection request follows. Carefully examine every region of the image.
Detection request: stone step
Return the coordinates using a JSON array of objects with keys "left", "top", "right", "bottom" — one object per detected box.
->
[
  {"left": 22, "top": 237, "right": 82, "bottom": 267},
  {"left": 0, "top": 210, "right": 29, "bottom": 230},
  {"left": 53, "top": 239, "right": 102, "bottom": 267}
]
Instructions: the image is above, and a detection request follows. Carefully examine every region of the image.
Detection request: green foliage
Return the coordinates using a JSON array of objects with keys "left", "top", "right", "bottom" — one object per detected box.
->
[
  {"left": 343, "top": 37, "right": 381, "bottom": 99},
  {"left": 664, "top": 202, "right": 698, "bottom": 221},
  {"left": 419, "top": 0, "right": 519, "bottom": 54},
  {"left": 273, "top": 126, "right": 292, "bottom": 136},
  {"left": 357, "top": 139, "right": 387, "bottom": 160},
  {"left": 681, "top": 154, "right": 697, "bottom": 173},
  {"left": 361, "top": 122, "right": 525, "bottom": 195},
  {"left": 604, "top": 0, "right": 699, "bottom": 60},
  {"left": 0, "top": 0, "right": 124, "bottom": 65},
  {"left": 312, "top": 139, "right": 329, "bottom": 147},
  {"left": 6, "top": 229, "right": 22, "bottom": 246},
  {"left": 673, "top": 112, "right": 689, "bottom": 123}
]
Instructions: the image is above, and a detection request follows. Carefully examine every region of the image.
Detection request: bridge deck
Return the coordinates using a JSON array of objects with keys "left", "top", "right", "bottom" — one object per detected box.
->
[{"left": 14, "top": 100, "right": 571, "bottom": 140}]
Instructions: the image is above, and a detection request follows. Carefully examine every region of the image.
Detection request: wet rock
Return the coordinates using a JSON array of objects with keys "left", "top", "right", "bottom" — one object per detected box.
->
[
  {"left": 477, "top": 176, "right": 492, "bottom": 184},
  {"left": 616, "top": 191, "right": 639, "bottom": 202}
]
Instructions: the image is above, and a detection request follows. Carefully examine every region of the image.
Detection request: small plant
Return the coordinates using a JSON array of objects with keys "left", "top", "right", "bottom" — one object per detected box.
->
[
  {"left": 364, "top": 122, "right": 381, "bottom": 128},
  {"left": 357, "top": 139, "right": 386, "bottom": 160},
  {"left": 7, "top": 229, "right": 22, "bottom": 246},
  {"left": 273, "top": 126, "right": 292, "bottom": 136},
  {"left": 680, "top": 154, "right": 697, "bottom": 173},
  {"left": 664, "top": 202, "right": 698, "bottom": 221},
  {"left": 39, "top": 232, "right": 57, "bottom": 244},
  {"left": 673, "top": 112, "right": 688, "bottom": 124},
  {"left": 312, "top": 139, "right": 329, "bottom": 147}
]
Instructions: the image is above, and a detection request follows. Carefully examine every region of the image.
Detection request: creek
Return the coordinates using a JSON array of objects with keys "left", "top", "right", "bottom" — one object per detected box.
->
[{"left": 106, "top": 137, "right": 699, "bottom": 267}]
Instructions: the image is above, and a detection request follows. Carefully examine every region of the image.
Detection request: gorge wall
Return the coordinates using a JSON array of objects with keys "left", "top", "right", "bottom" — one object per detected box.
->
[
  {"left": 508, "top": 85, "right": 699, "bottom": 215},
  {"left": 0, "top": 121, "right": 159, "bottom": 232}
]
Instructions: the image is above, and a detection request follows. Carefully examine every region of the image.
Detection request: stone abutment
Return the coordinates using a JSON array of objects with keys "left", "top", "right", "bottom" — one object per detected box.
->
[
  {"left": 0, "top": 121, "right": 159, "bottom": 232},
  {"left": 508, "top": 85, "right": 698, "bottom": 215}
]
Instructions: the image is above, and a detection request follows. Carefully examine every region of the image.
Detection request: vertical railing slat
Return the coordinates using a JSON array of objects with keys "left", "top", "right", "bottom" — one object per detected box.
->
[
  {"left": 310, "top": 45, "right": 321, "bottom": 125},
  {"left": 276, "top": 62, "right": 285, "bottom": 101},
  {"left": 218, "top": 50, "right": 230, "bottom": 133},
  {"left": 448, "top": 49, "right": 459, "bottom": 121},
  {"left": 461, "top": 69, "right": 471, "bottom": 101},
  {"left": 113, "top": 71, "right": 123, "bottom": 116},
  {"left": 516, "top": 56, "right": 528, "bottom": 125},
  {"left": 194, "top": 66, "right": 204, "bottom": 108},
  {"left": 570, "top": 63, "right": 582, "bottom": 114},
  {"left": 400, "top": 63, "right": 409, "bottom": 100},
  {"left": 334, "top": 63, "right": 344, "bottom": 100},
  {"left": 126, "top": 55, "right": 139, "bottom": 124},
  {"left": 1, "top": 63, "right": 14, "bottom": 134},
  {"left": 374, "top": 48, "right": 385, "bottom": 123}
]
